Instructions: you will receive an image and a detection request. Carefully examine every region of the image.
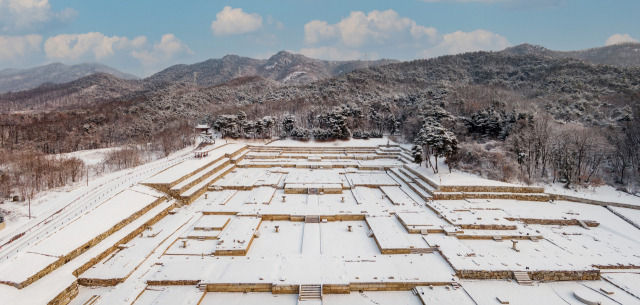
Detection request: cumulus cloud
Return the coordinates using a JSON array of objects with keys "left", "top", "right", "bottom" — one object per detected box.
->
[
  {"left": 304, "top": 9, "right": 438, "bottom": 47},
  {"left": 605, "top": 34, "right": 639, "bottom": 46},
  {"left": 44, "top": 32, "right": 146, "bottom": 61},
  {"left": 421, "top": 29, "right": 510, "bottom": 57},
  {"left": 301, "top": 9, "right": 509, "bottom": 61},
  {"left": 131, "top": 34, "right": 192, "bottom": 66},
  {"left": 210, "top": 6, "right": 263, "bottom": 36},
  {"left": 0, "top": 35, "right": 42, "bottom": 61},
  {"left": 0, "top": 0, "right": 76, "bottom": 32}
]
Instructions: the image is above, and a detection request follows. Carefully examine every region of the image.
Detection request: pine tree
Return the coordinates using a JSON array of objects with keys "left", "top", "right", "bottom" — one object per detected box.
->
[{"left": 411, "top": 145, "right": 423, "bottom": 165}]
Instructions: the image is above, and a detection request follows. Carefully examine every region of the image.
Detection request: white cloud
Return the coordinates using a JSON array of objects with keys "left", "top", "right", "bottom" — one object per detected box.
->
[
  {"left": 605, "top": 33, "right": 639, "bottom": 46},
  {"left": 0, "top": 0, "right": 76, "bottom": 32},
  {"left": 44, "top": 32, "right": 146, "bottom": 61},
  {"left": 301, "top": 10, "right": 509, "bottom": 61},
  {"left": 131, "top": 34, "right": 192, "bottom": 66},
  {"left": 0, "top": 34, "right": 42, "bottom": 60},
  {"left": 304, "top": 9, "right": 438, "bottom": 47},
  {"left": 421, "top": 29, "right": 510, "bottom": 57},
  {"left": 300, "top": 46, "right": 369, "bottom": 61},
  {"left": 210, "top": 6, "right": 263, "bottom": 36}
]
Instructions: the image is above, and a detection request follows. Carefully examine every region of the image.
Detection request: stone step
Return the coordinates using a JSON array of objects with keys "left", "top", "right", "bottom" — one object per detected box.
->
[
  {"left": 305, "top": 216, "right": 321, "bottom": 223},
  {"left": 299, "top": 284, "right": 323, "bottom": 301},
  {"left": 406, "top": 182, "right": 433, "bottom": 201},
  {"left": 389, "top": 168, "right": 413, "bottom": 184},
  {"left": 513, "top": 271, "right": 534, "bottom": 286},
  {"left": 578, "top": 220, "right": 590, "bottom": 230},
  {"left": 413, "top": 178, "right": 436, "bottom": 195},
  {"left": 83, "top": 295, "right": 101, "bottom": 305}
]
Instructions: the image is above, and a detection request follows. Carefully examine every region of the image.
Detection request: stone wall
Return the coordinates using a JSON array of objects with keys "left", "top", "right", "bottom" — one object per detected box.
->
[
  {"left": 204, "top": 283, "right": 272, "bottom": 292},
  {"left": 12, "top": 196, "right": 167, "bottom": 289},
  {"left": 433, "top": 192, "right": 549, "bottom": 201},
  {"left": 74, "top": 201, "right": 176, "bottom": 283},
  {"left": 505, "top": 217, "right": 600, "bottom": 227},
  {"left": 456, "top": 269, "right": 600, "bottom": 281},
  {"left": 549, "top": 193, "right": 640, "bottom": 210},
  {"left": 179, "top": 165, "right": 236, "bottom": 205},
  {"left": 349, "top": 282, "right": 451, "bottom": 291},
  {"left": 457, "top": 224, "right": 518, "bottom": 230},
  {"left": 47, "top": 280, "right": 79, "bottom": 305}
]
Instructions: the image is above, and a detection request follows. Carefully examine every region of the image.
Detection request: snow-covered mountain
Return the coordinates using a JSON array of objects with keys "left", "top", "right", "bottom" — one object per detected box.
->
[
  {"left": 0, "top": 62, "right": 138, "bottom": 94},
  {"left": 145, "top": 51, "right": 397, "bottom": 86},
  {"left": 502, "top": 42, "right": 640, "bottom": 67}
]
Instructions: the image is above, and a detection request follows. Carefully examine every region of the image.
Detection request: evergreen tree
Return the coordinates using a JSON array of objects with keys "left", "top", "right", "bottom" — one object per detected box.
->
[
  {"left": 411, "top": 145, "right": 423, "bottom": 165},
  {"left": 282, "top": 114, "right": 296, "bottom": 136}
]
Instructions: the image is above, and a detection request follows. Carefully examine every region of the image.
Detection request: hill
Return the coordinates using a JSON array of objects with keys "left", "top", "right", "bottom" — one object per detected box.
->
[
  {"left": 0, "top": 62, "right": 138, "bottom": 94},
  {"left": 502, "top": 42, "right": 640, "bottom": 67},
  {"left": 145, "top": 51, "right": 397, "bottom": 86}
]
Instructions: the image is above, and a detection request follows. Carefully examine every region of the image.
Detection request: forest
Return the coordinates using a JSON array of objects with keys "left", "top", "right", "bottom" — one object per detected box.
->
[{"left": 0, "top": 51, "right": 638, "bottom": 202}]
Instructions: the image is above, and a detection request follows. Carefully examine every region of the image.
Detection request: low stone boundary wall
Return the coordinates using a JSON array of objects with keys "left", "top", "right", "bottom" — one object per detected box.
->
[
  {"left": 438, "top": 185, "right": 545, "bottom": 194},
  {"left": 259, "top": 214, "right": 366, "bottom": 222},
  {"left": 458, "top": 224, "right": 518, "bottom": 230},
  {"left": 180, "top": 281, "right": 452, "bottom": 294},
  {"left": 505, "top": 217, "right": 599, "bottom": 227},
  {"left": 549, "top": 193, "right": 640, "bottom": 210},
  {"left": 433, "top": 192, "right": 549, "bottom": 201},
  {"left": 457, "top": 269, "right": 600, "bottom": 281}
]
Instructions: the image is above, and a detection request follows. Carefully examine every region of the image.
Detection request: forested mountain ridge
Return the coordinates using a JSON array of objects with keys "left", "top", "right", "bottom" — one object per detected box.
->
[
  {"left": 145, "top": 50, "right": 397, "bottom": 86},
  {"left": 502, "top": 42, "right": 640, "bottom": 68},
  {"left": 0, "top": 62, "right": 138, "bottom": 94},
  {"left": 1, "top": 50, "right": 638, "bottom": 197}
]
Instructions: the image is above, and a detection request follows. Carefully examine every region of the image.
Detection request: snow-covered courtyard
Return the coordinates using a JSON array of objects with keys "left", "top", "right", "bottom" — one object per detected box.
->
[{"left": 0, "top": 140, "right": 639, "bottom": 305}]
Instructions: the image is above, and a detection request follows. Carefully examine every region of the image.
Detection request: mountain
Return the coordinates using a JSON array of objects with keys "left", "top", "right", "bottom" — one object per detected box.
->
[
  {"left": 0, "top": 62, "right": 139, "bottom": 94},
  {"left": 145, "top": 51, "right": 398, "bottom": 86},
  {"left": 0, "top": 73, "right": 147, "bottom": 112},
  {"left": 502, "top": 42, "right": 640, "bottom": 67}
]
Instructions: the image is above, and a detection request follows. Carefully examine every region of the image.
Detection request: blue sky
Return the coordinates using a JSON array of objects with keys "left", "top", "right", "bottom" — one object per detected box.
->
[{"left": 1, "top": 0, "right": 639, "bottom": 77}]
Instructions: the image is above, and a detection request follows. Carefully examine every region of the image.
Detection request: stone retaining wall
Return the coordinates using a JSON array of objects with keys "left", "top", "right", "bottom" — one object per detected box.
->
[
  {"left": 204, "top": 283, "right": 272, "bottom": 292},
  {"left": 179, "top": 165, "right": 236, "bottom": 205},
  {"left": 458, "top": 224, "right": 518, "bottom": 230},
  {"left": 438, "top": 185, "right": 545, "bottom": 194},
  {"left": 146, "top": 280, "right": 200, "bottom": 286},
  {"left": 505, "top": 217, "right": 599, "bottom": 227},
  {"left": 457, "top": 269, "right": 600, "bottom": 281},
  {"left": 433, "top": 192, "right": 549, "bottom": 201},
  {"left": 47, "top": 280, "right": 79, "bottom": 305},
  {"left": 549, "top": 193, "right": 640, "bottom": 210},
  {"left": 11, "top": 196, "right": 166, "bottom": 289},
  {"left": 73, "top": 201, "right": 176, "bottom": 284}
]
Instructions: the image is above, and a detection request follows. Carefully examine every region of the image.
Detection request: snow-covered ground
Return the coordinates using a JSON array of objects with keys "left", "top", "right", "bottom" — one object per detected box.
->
[
  {"left": 1, "top": 139, "right": 640, "bottom": 305},
  {"left": 545, "top": 183, "right": 640, "bottom": 207}
]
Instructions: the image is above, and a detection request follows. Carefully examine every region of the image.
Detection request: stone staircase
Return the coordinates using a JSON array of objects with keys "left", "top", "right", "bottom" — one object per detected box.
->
[
  {"left": 299, "top": 284, "right": 322, "bottom": 302},
  {"left": 82, "top": 295, "right": 101, "bottom": 305},
  {"left": 513, "top": 271, "right": 534, "bottom": 286},
  {"left": 305, "top": 215, "right": 321, "bottom": 223}
]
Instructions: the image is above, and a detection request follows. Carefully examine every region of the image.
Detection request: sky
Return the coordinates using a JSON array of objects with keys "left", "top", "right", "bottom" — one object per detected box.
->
[{"left": 1, "top": 0, "right": 639, "bottom": 77}]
